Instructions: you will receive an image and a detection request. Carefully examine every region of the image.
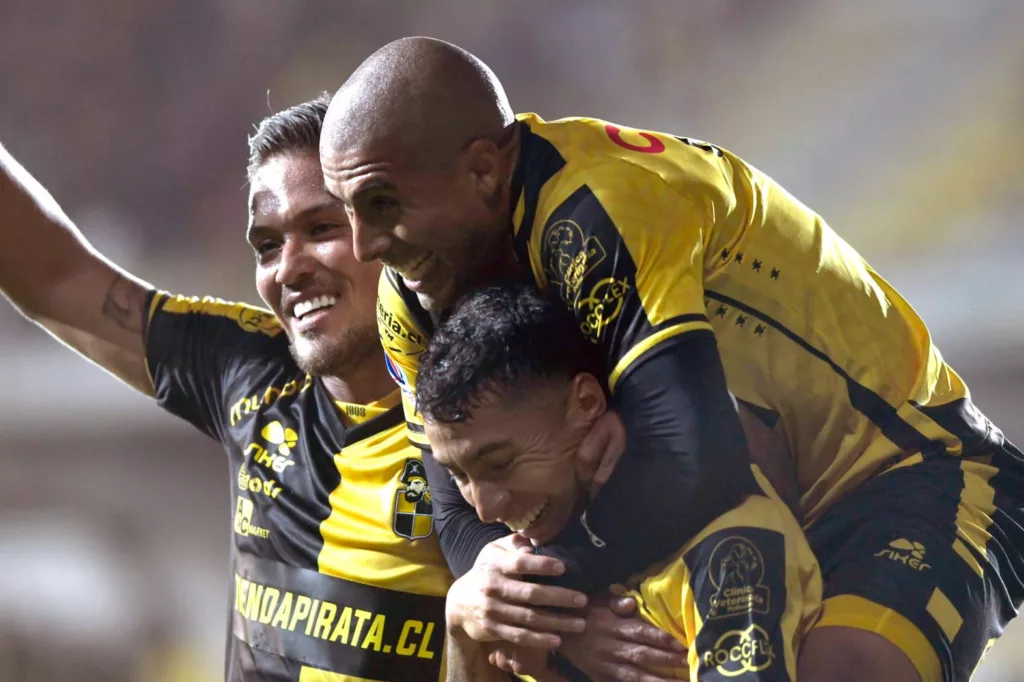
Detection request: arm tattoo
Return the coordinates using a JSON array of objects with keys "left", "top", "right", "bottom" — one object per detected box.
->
[{"left": 101, "top": 273, "right": 147, "bottom": 334}]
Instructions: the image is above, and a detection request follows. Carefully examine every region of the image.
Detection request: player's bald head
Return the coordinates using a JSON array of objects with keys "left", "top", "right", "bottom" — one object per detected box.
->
[{"left": 322, "top": 37, "right": 514, "bottom": 167}]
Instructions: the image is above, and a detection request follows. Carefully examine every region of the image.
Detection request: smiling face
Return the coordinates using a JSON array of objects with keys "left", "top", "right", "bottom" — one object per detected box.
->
[
  {"left": 319, "top": 131, "right": 520, "bottom": 312},
  {"left": 248, "top": 151, "right": 382, "bottom": 376},
  {"left": 425, "top": 374, "right": 607, "bottom": 545}
]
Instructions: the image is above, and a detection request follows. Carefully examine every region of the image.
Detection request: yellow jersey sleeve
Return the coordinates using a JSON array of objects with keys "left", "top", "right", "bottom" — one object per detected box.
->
[
  {"left": 524, "top": 132, "right": 719, "bottom": 392},
  {"left": 376, "top": 268, "right": 431, "bottom": 450},
  {"left": 628, "top": 467, "right": 822, "bottom": 682}
]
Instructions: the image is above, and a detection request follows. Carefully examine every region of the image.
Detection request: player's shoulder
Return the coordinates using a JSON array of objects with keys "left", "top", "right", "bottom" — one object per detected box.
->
[
  {"left": 148, "top": 291, "right": 293, "bottom": 369},
  {"left": 152, "top": 292, "right": 283, "bottom": 335},
  {"left": 517, "top": 112, "right": 736, "bottom": 195}
]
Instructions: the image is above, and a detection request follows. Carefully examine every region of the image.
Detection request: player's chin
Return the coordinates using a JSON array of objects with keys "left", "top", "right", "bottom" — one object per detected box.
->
[
  {"left": 415, "top": 265, "right": 465, "bottom": 311},
  {"left": 521, "top": 499, "right": 573, "bottom": 547},
  {"left": 289, "top": 336, "right": 339, "bottom": 376}
]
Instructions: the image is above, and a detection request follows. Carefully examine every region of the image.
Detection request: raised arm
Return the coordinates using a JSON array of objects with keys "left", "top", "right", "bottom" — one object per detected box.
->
[{"left": 0, "top": 141, "right": 154, "bottom": 395}]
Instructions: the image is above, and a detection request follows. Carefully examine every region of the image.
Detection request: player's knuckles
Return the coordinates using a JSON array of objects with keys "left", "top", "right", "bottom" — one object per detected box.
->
[
  {"left": 517, "top": 608, "right": 544, "bottom": 627},
  {"left": 504, "top": 629, "right": 533, "bottom": 646},
  {"left": 615, "top": 644, "right": 649, "bottom": 666},
  {"left": 481, "top": 572, "right": 507, "bottom": 595},
  {"left": 511, "top": 553, "right": 548, "bottom": 574},
  {"left": 614, "top": 622, "right": 644, "bottom": 639},
  {"left": 480, "top": 599, "right": 506, "bottom": 621},
  {"left": 596, "top": 666, "right": 641, "bottom": 682},
  {"left": 479, "top": 620, "right": 504, "bottom": 639},
  {"left": 517, "top": 582, "right": 546, "bottom": 603}
]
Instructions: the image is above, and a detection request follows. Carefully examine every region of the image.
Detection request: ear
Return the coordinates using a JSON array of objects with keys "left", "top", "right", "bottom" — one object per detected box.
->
[
  {"left": 463, "top": 138, "right": 503, "bottom": 196},
  {"left": 566, "top": 372, "right": 607, "bottom": 430}
]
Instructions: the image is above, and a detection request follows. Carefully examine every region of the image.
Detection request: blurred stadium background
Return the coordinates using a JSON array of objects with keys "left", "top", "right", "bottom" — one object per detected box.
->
[{"left": 0, "top": 1, "right": 1021, "bottom": 679}]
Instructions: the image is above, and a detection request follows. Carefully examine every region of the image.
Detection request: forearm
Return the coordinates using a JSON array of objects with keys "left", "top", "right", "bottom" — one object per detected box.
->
[
  {"left": 0, "top": 141, "right": 101, "bottom": 316},
  {"left": 534, "top": 332, "right": 758, "bottom": 593},
  {"left": 0, "top": 141, "right": 154, "bottom": 390}
]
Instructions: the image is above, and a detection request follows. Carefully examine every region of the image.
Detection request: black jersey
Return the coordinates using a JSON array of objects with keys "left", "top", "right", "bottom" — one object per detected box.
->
[{"left": 145, "top": 292, "right": 452, "bottom": 681}]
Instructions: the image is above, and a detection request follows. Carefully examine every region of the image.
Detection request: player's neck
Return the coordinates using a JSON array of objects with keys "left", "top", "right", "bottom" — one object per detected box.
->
[{"left": 319, "top": 353, "right": 397, "bottom": 406}]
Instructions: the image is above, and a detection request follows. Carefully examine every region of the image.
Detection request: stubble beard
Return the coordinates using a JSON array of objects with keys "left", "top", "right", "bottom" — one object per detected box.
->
[{"left": 289, "top": 322, "right": 380, "bottom": 378}]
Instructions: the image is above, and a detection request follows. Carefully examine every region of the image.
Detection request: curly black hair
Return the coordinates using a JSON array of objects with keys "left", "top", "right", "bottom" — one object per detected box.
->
[{"left": 416, "top": 280, "right": 605, "bottom": 423}]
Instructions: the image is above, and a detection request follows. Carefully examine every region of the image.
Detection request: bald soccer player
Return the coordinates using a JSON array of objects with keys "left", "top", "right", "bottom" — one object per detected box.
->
[{"left": 318, "top": 37, "right": 1024, "bottom": 682}]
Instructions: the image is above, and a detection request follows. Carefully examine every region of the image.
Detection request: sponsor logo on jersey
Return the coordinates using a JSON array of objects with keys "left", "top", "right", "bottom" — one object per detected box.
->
[
  {"left": 706, "top": 536, "right": 771, "bottom": 620},
  {"left": 232, "top": 573, "right": 440, "bottom": 663},
  {"left": 542, "top": 219, "right": 607, "bottom": 304},
  {"left": 234, "top": 497, "right": 271, "bottom": 539},
  {"left": 701, "top": 624, "right": 775, "bottom": 677},
  {"left": 874, "top": 538, "right": 931, "bottom": 571},
  {"left": 393, "top": 459, "right": 434, "bottom": 540},
  {"left": 577, "top": 276, "right": 631, "bottom": 342},
  {"left": 385, "top": 355, "right": 408, "bottom": 386},
  {"left": 237, "top": 465, "right": 284, "bottom": 499},
  {"left": 244, "top": 420, "right": 300, "bottom": 475},
  {"left": 230, "top": 375, "right": 314, "bottom": 425},
  {"left": 377, "top": 298, "right": 426, "bottom": 353}
]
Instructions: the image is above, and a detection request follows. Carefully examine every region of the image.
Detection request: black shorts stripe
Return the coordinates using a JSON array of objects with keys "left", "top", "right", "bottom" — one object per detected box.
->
[{"left": 705, "top": 290, "right": 944, "bottom": 457}]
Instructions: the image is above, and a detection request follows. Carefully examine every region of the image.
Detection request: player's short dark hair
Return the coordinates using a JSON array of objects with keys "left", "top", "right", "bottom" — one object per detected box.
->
[
  {"left": 247, "top": 92, "right": 332, "bottom": 180},
  {"left": 417, "top": 280, "right": 604, "bottom": 424}
]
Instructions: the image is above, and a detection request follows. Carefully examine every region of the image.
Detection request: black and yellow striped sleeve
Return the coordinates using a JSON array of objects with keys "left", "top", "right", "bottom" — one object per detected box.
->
[
  {"left": 520, "top": 157, "right": 760, "bottom": 593},
  {"left": 531, "top": 159, "right": 713, "bottom": 392}
]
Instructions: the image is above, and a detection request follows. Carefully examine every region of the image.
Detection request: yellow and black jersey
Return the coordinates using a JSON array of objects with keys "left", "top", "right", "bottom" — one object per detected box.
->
[
  {"left": 145, "top": 292, "right": 452, "bottom": 682},
  {"left": 628, "top": 467, "right": 821, "bottom": 682},
  {"left": 380, "top": 113, "right": 1008, "bottom": 529}
]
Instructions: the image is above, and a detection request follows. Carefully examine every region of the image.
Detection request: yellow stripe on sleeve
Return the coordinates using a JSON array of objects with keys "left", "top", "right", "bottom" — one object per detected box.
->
[{"left": 608, "top": 319, "right": 713, "bottom": 392}]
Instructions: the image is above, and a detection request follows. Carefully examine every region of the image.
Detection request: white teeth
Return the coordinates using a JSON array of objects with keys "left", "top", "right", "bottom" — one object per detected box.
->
[
  {"left": 503, "top": 500, "right": 549, "bottom": 533},
  {"left": 293, "top": 295, "right": 337, "bottom": 319}
]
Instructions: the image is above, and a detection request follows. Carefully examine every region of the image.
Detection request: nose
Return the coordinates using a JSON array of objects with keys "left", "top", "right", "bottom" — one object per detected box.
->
[
  {"left": 350, "top": 215, "right": 393, "bottom": 263},
  {"left": 469, "top": 480, "right": 510, "bottom": 525},
  {"left": 274, "top": 236, "right": 316, "bottom": 287}
]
